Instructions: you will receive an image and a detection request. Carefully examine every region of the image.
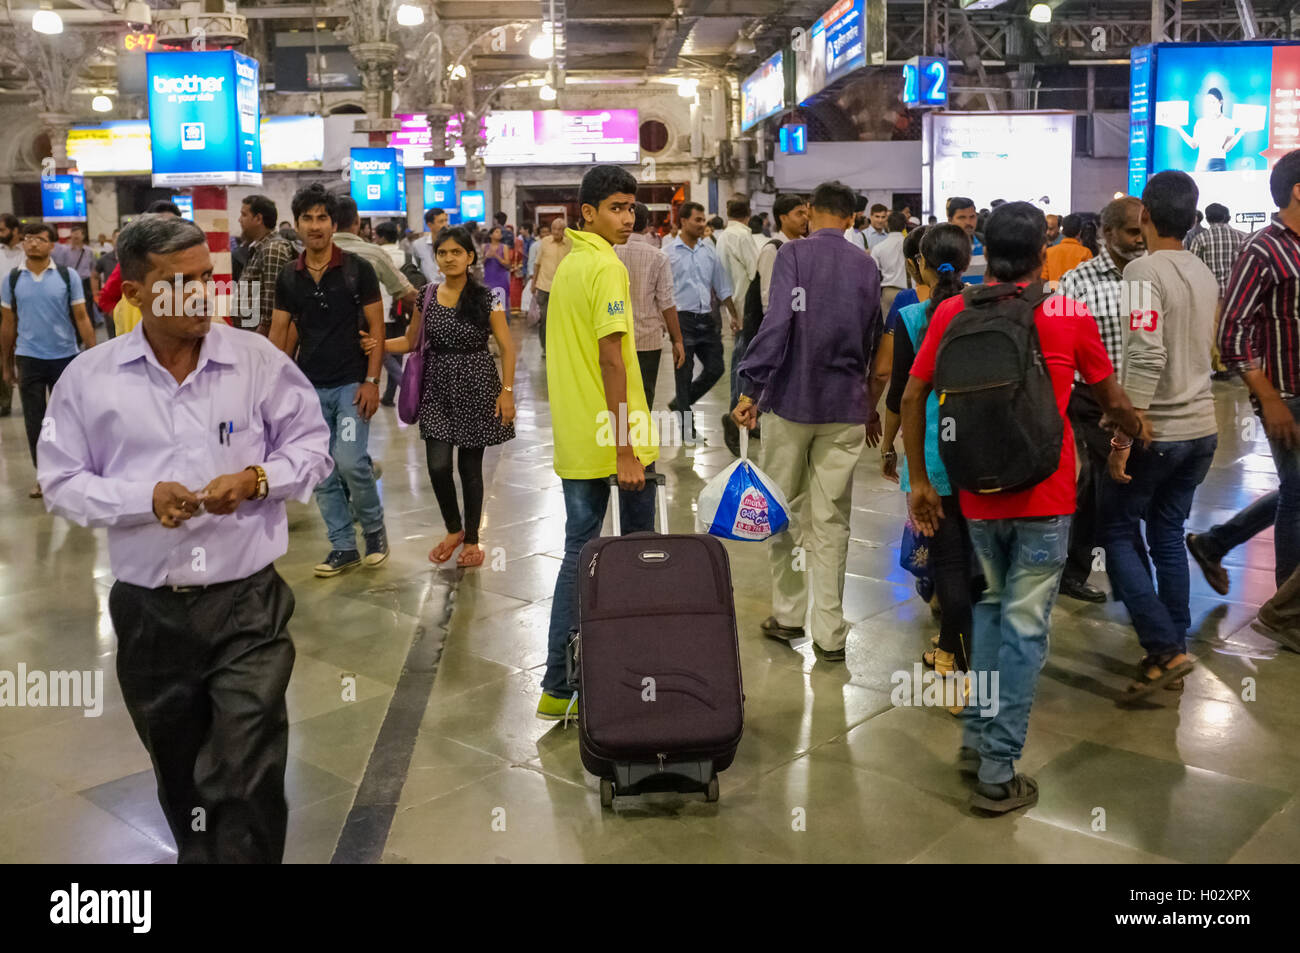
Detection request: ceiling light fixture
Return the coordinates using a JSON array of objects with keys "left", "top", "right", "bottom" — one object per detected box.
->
[
  {"left": 448, "top": 63, "right": 467, "bottom": 80},
  {"left": 1029, "top": 3, "right": 1052, "bottom": 23},
  {"left": 32, "top": 4, "right": 63, "bottom": 35},
  {"left": 539, "top": 83, "right": 557, "bottom": 102},
  {"left": 529, "top": 31, "right": 554, "bottom": 60},
  {"left": 92, "top": 95, "right": 113, "bottom": 112},
  {"left": 677, "top": 79, "right": 698, "bottom": 98},
  {"left": 396, "top": 4, "right": 424, "bottom": 26}
]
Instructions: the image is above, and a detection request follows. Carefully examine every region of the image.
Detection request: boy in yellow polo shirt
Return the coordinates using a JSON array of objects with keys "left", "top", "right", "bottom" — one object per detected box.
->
[{"left": 539, "top": 164, "right": 659, "bottom": 721}]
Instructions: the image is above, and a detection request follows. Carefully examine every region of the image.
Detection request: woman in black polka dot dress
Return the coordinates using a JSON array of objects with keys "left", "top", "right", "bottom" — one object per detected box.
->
[{"left": 368, "top": 226, "right": 516, "bottom": 568}]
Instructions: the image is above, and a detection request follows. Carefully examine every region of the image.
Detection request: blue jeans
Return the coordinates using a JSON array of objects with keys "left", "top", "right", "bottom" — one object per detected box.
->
[
  {"left": 541, "top": 466, "right": 657, "bottom": 698},
  {"left": 1201, "top": 490, "right": 1277, "bottom": 563},
  {"left": 962, "top": 516, "right": 1071, "bottom": 786},
  {"left": 313, "top": 382, "right": 385, "bottom": 551},
  {"left": 1267, "top": 396, "right": 1300, "bottom": 585},
  {"left": 1101, "top": 435, "right": 1217, "bottom": 657}
]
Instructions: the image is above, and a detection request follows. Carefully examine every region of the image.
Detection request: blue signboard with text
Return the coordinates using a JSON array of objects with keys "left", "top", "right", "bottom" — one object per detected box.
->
[
  {"left": 459, "top": 190, "right": 486, "bottom": 222},
  {"left": 350, "top": 147, "right": 406, "bottom": 217},
  {"left": 146, "top": 50, "right": 262, "bottom": 186},
  {"left": 41, "top": 174, "right": 87, "bottom": 222},
  {"left": 423, "top": 166, "right": 457, "bottom": 210},
  {"left": 1128, "top": 45, "right": 1153, "bottom": 198},
  {"left": 172, "top": 194, "right": 194, "bottom": 220}
]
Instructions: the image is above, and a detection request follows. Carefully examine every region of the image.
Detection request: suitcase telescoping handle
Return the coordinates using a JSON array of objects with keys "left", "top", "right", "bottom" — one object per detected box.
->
[{"left": 605, "top": 472, "right": 669, "bottom": 536}]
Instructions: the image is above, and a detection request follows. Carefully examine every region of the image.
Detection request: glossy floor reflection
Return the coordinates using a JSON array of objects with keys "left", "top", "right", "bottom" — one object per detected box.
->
[{"left": 1, "top": 321, "right": 1297, "bottom": 863}]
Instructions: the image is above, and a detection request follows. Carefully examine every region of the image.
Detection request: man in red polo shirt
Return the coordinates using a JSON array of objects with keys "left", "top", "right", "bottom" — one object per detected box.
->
[{"left": 902, "top": 201, "right": 1145, "bottom": 816}]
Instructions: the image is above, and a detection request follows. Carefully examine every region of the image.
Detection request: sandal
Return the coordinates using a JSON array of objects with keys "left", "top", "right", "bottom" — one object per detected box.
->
[
  {"left": 921, "top": 633, "right": 941, "bottom": 667},
  {"left": 429, "top": 531, "right": 465, "bottom": 564},
  {"left": 970, "top": 773, "right": 1039, "bottom": 815},
  {"left": 931, "top": 648, "right": 970, "bottom": 716},
  {"left": 1122, "top": 653, "right": 1196, "bottom": 702},
  {"left": 457, "top": 544, "right": 485, "bottom": 569}
]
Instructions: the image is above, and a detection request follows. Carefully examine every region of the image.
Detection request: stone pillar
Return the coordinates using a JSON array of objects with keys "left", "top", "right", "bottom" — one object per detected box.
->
[
  {"left": 350, "top": 41, "right": 403, "bottom": 146},
  {"left": 192, "top": 186, "right": 234, "bottom": 325},
  {"left": 39, "top": 112, "right": 76, "bottom": 172}
]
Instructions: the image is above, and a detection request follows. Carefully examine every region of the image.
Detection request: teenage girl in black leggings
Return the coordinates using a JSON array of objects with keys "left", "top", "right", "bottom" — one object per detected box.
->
[
  {"left": 366, "top": 226, "right": 516, "bottom": 568},
  {"left": 881, "top": 224, "right": 978, "bottom": 712}
]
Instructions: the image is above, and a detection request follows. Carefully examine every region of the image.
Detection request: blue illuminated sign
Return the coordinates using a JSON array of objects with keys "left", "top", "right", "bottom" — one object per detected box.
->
[
  {"left": 350, "top": 147, "right": 406, "bottom": 217},
  {"left": 40, "top": 174, "right": 86, "bottom": 222},
  {"left": 903, "top": 56, "right": 948, "bottom": 107},
  {"left": 423, "top": 166, "right": 457, "bottom": 209},
  {"left": 146, "top": 50, "right": 261, "bottom": 186},
  {"left": 459, "top": 190, "right": 486, "bottom": 222},
  {"left": 778, "top": 124, "right": 808, "bottom": 155},
  {"left": 171, "top": 194, "right": 194, "bottom": 220},
  {"left": 1128, "top": 45, "right": 1153, "bottom": 197}
]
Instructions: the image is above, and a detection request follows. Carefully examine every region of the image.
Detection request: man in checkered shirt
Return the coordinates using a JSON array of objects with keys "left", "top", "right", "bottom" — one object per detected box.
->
[
  {"left": 1056, "top": 195, "right": 1147, "bottom": 603},
  {"left": 1188, "top": 202, "right": 1247, "bottom": 295},
  {"left": 1188, "top": 203, "right": 1247, "bottom": 375}
]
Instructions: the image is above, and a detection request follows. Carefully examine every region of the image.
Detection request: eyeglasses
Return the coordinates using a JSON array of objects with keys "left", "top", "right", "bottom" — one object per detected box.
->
[{"left": 23, "top": 235, "right": 52, "bottom": 244}]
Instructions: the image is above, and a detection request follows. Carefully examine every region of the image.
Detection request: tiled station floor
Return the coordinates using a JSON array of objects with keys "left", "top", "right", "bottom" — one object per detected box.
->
[{"left": 0, "top": 321, "right": 1297, "bottom": 863}]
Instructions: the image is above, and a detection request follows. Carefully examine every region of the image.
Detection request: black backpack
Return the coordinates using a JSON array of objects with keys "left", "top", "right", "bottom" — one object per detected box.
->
[
  {"left": 932, "top": 282, "right": 1062, "bottom": 495},
  {"left": 7, "top": 264, "right": 80, "bottom": 337},
  {"left": 742, "top": 238, "right": 783, "bottom": 338}
]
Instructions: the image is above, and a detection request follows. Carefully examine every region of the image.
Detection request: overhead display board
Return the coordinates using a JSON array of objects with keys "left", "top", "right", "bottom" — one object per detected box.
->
[
  {"left": 390, "top": 110, "right": 640, "bottom": 167},
  {"left": 1129, "top": 41, "right": 1300, "bottom": 229},
  {"left": 741, "top": 50, "right": 787, "bottom": 132},
  {"left": 350, "top": 147, "right": 406, "bottom": 217},
  {"left": 922, "top": 111, "right": 1074, "bottom": 220},
  {"left": 67, "top": 115, "right": 323, "bottom": 174},
  {"left": 146, "top": 50, "right": 262, "bottom": 186},
  {"left": 41, "top": 174, "right": 87, "bottom": 222},
  {"left": 795, "top": 0, "right": 886, "bottom": 105}
]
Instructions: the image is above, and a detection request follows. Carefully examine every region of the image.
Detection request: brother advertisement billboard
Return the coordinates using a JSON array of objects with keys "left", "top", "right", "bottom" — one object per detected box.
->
[
  {"left": 350, "top": 148, "right": 406, "bottom": 217},
  {"left": 41, "top": 174, "right": 87, "bottom": 222},
  {"left": 146, "top": 50, "right": 262, "bottom": 187}
]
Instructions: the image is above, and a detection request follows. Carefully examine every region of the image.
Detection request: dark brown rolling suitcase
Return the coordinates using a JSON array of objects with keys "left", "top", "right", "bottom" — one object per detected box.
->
[{"left": 575, "top": 474, "right": 744, "bottom": 807}]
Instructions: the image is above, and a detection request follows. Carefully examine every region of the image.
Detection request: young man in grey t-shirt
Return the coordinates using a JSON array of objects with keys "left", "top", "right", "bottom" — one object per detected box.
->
[{"left": 1102, "top": 170, "right": 1221, "bottom": 699}]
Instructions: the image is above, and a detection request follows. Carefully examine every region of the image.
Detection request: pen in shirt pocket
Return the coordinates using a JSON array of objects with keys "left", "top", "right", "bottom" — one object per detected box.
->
[{"left": 216, "top": 420, "right": 236, "bottom": 445}]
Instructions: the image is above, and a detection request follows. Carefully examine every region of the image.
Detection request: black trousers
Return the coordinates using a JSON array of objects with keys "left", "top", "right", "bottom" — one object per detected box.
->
[
  {"left": 425, "top": 439, "right": 487, "bottom": 544},
  {"left": 932, "top": 494, "right": 976, "bottom": 669},
  {"left": 637, "top": 348, "right": 663, "bottom": 408},
  {"left": 17, "top": 355, "right": 74, "bottom": 468},
  {"left": 108, "top": 564, "right": 296, "bottom": 864},
  {"left": 673, "top": 310, "right": 725, "bottom": 413},
  {"left": 1064, "top": 383, "right": 1149, "bottom": 585}
]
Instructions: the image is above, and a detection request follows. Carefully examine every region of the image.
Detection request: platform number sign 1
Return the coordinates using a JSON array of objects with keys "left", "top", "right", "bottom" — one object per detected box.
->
[
  {"left": 779, "top": 123, "right": 807, "bottom": 156},
  {"left": 903, "top": 56, "right": 948, "bottom": 108}
]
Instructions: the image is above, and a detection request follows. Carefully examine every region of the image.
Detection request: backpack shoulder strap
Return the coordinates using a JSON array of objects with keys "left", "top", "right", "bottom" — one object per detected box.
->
[{"left": 7, "top": 267, "right": 18, "bottom": 304}]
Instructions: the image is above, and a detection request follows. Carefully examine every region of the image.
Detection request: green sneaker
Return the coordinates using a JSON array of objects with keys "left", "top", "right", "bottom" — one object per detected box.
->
[{"left": 536, "top": 692, "right": 579, "bottom": 725}]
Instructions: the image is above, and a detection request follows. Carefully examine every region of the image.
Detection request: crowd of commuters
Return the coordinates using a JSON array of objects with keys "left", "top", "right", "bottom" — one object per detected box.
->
[{"left": 11, "top": 146, "right": 1300, "bottom": 860}]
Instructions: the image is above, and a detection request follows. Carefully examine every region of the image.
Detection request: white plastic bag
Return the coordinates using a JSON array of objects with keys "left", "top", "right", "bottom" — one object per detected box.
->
[{"left": 696, "top": 429, "right": 791, "bottom": 540}]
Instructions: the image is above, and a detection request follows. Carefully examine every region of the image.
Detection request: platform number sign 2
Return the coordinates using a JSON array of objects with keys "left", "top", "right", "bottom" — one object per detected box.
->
[{"left": 903, "top": 56, "right": 948, "bottom": 108}]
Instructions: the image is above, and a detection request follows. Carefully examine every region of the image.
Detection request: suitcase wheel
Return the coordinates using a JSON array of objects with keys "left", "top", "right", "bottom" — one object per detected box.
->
[
  {"left": 705, "top": 776, "right": 719, "bottom": 803},
  {"left": 600, "top": 777, "right": 614, "bottom": 809}
]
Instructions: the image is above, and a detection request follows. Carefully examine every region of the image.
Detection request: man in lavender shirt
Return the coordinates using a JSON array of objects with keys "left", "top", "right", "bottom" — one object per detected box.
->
[
  {"left": 732, "top": 180, "right": 885, "bottom": 662},
  {"left": 39, "top": 215, "right": 334, "bottom": 863}
]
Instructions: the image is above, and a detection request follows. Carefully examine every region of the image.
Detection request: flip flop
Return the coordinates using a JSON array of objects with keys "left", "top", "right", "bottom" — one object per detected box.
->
[
  {"left": 457, "top": 546, "right": 485, "bottom": 569},
  {"left": 429, "top": 531, "right": 465, "bottom": 564}
]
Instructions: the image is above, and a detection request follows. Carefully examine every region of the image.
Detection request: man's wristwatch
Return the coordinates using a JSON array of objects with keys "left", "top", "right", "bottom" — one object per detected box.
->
[
  {"left": 365, "top": 376, "right": 381, "bottom": 386},
  {"left": 245, "top": 465, "right": 269, "bottom": 501}
]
